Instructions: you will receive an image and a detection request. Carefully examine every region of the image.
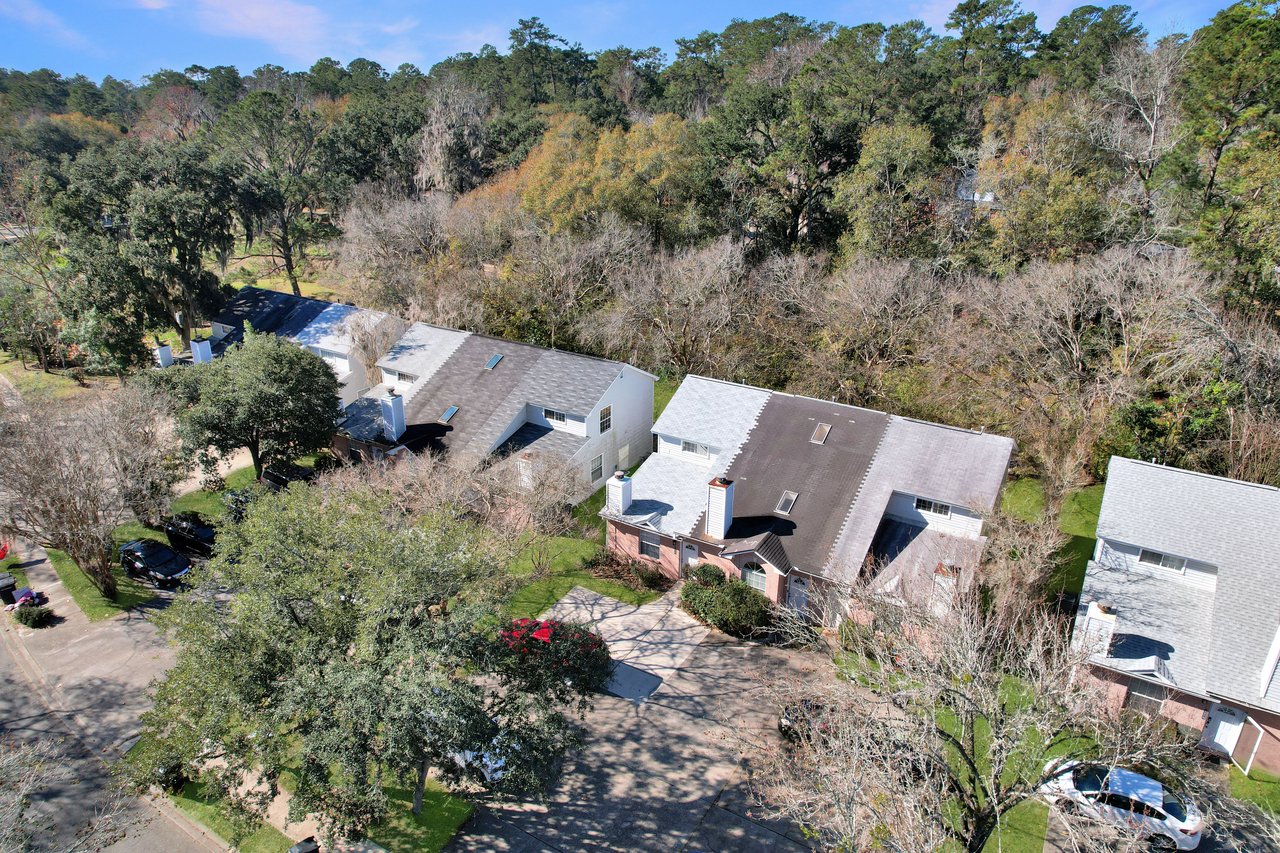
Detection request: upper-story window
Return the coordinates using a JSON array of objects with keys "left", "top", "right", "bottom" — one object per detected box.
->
[
  {"left": 1138, "top": 549, "right": 1186, "bottom": 573},
  {"left": 544, "top": 408, "right": 567, "bottom": 424},
  {"left": 915, "top": 497, "right": 952, "bottom": 517},
  {"left": 681, "top": 440, "right": 709, "bottom": 457},
  {"left": 600, "top": 406, "right": 612, "bottom": 434}
]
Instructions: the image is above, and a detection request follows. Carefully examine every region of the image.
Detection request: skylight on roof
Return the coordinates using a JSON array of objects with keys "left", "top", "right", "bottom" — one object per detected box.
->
[
  {"left": 439, "top": 405, "right": 459, "bottom": 424},
  {"left": 484, "top": 353, "right": 503, "bottom": 370},
  {"left": 776, "top": 490, "right": 798, "bottom": 515},
  {"left": 811, "top": 423, "right": 831, "bottom": 444}
]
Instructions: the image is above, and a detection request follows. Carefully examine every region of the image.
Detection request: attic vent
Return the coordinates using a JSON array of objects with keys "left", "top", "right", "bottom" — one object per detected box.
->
[
  {"left": 811, "top": 423, "right": 831, "bottom": 444},
  {"left": 776, "top": 490, "right": 798, "bottom": 515},
  {"left": 439, "top": 405, "right": 459, "bottom": 424},
  {"left": 484, "top": 353, "right": 503, "bottom": 370}
]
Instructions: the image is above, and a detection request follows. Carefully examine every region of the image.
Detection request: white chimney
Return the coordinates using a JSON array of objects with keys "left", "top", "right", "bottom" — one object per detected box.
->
[
  {"left": 380, "top": 391, "right": 406, "bottom": 441},
  {"left": 606, "top": 471, "right": 632, "bottom": 514},
  {"left": 706, "top": 477, "right": 734, "bottom": 539},
  {"left": 191, "top": 338, "right": 213, "bottom": 364},
  {"left": 154, "top": 344, "right": 173, "bottom": 367}
]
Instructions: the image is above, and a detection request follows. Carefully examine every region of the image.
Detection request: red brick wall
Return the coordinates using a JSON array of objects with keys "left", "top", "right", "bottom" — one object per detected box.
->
[{"left": 1232, "top": 707, "right": 1280, "bottom": 775}]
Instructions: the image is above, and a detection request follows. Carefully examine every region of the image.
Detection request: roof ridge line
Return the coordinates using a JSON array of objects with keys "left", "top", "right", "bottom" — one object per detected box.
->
[
  {"left": 1115, "top": 456, "right": 1280, "bottom": 493},
  {"left": 823, "top": 418, "right": 894, "bottom": 571}
]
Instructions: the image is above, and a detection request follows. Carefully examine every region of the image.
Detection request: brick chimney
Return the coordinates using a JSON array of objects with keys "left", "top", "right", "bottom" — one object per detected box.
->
[
  {"left": 706, "top": 477, "right": 734, "bottom": 539},
  {"left": 606, "top": 471, "right": 632, "bottom": 514}
]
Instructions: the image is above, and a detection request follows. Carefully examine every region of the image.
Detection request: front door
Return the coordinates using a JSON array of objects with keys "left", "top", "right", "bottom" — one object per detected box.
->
[
  {"left": 680, "top": 541, "right": 699, "bottom": 570},
  {"left": 1200, "top": 703, "right": 1245, "bottom": 757},
  {"left": 788, "top": 574, "right": 809, "bottom": 614}
]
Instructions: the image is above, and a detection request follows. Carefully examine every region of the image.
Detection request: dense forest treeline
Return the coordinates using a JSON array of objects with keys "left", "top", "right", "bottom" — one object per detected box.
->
[{"left": 2, "top": 1, "right": 1280, "bottom": 498}]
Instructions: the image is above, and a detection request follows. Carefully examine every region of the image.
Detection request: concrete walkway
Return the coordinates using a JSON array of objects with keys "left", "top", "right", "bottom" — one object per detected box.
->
[{"left": 541, "top": 586, "right": 709, "bottom": 702}]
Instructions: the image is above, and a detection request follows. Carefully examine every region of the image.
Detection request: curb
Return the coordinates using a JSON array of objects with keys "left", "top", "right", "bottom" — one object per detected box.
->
[{"left": 0, "top": 547, "right": 226, "bottom": 852}]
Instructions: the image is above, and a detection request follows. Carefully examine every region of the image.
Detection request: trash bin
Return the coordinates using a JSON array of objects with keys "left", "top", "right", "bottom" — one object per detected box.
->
[{"left": 0, "top": 575, "right": 16, "bottom": 606}]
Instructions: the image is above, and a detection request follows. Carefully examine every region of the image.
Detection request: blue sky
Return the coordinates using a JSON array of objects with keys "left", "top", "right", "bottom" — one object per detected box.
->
[{"left": 2, "top": 0, "right": 1229, "bottom": 83}]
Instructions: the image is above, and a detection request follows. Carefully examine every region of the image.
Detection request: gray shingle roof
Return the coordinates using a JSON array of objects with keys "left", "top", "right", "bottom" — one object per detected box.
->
[
  {"left": 1078, "top": 555, "right": 1215, "bottom": 696},
  {"left": 497, "top": 422, "right": 587, "bottom": 459},
  {"left": 715, "top": 394, "right": 890, "bottom": 574},
  {"left": 1089, "top": 457, "right": 1280, "bottom": 713},
  {"left": 826, "top": 417, "right": 1015, "bottom": 585},
  {"left": 209, "top": 287, "right": 330, "bottom": 353},
  {"left": 611, "top": 376, "right": 1013, "bottom": 584},
  {"left": 376, "top": 322, "right": 471, "bottom": 379},
  {"left": 367, "top": 334, "right": 627, "bottom": 464}
]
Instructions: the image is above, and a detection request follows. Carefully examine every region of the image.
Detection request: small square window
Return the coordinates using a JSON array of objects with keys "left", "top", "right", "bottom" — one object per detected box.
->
[
  {"left": 484, "top": 353, "right": 503, "bottom": 370},
  {"left": 439, "top": 405, "right": 459, "bottom": 424},
  {"left": 591, "top": 454, "right": 603, "bottom": 482},
  {"left": 544, "top": 408, "right": 566, "bottom": 423},
  {"left": 600, "top": 405, "right": 612, "bottom": 434},
  {"left": 776, "top": 491, "right": 798, "bottom": 514},
  {"left": 639, "top": 532, "right": 661, "bottom": 560}
]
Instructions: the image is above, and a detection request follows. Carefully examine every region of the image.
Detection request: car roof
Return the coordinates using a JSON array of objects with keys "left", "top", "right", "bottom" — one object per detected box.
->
[{"left": 1108, "top": 767, "right": 1165, "bottom": 810}]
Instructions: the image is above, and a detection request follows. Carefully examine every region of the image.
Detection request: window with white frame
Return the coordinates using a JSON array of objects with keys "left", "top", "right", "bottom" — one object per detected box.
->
[
  {"left": 681, "top": 440, "right": 709, "bottom": 457},
  {"left": 775, "top": 491, "right": 798, "bottom": 515},
  {"left": 599, "top": 405, "right": 612, "bottom": 434},
  {"left": 639, "top": 531, "right": 661, "bottom": 560},
  {"left": 1138, "top": 549, "right": 1186, "bottom": 573},
  {"left": 741, "top": 562, "right": 766, "bottom": 593},
  {"left": 915, "top": 497, "right": 952, "bottom": 517},
  {"left": 544, "top": 408, "right": 567, "bottom": 423},
  {"left": 591, "top": 454, "right": 603, "bottom": 482}
]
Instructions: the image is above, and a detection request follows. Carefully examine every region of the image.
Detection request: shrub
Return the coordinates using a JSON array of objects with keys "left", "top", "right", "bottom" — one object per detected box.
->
[
  {"left": 634, "top": 566, "right": 668, "bottom": 590},
  {"left": 681, "top": 578, "right": 771, "bottom": 637},
  {"left": 688, "top": 563, "right": 727, "bottom": 587},
  {"left": 12, "top": 605, "right": 54, "bottom": 628},
  {"left": 497, "top": 618, "right": 613, "bottom": 700}
]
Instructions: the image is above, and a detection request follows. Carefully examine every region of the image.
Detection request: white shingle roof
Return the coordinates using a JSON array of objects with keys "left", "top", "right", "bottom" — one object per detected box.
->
[
  {"left": 376, "top": 322, "right": 471, "bottom": 380},
  {"left": 826, "top": 417, "right": 1015, "bottom": 585},
  {"left": 1091, "top": 457, "right": 1280, "bottom": 713},
  {"left": 651, "top": 375, "right": 770, "bottom": 456},
  {"left": 292, "top": 303, "right": 393, "bottom": 355}
]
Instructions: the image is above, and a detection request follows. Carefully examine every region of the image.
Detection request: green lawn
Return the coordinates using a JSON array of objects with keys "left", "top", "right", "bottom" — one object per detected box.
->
[
  {"left": 368, "top": 784, "right": 474, "bottom": 853},
  {"left": 1001, "top": 479, "right": 1103, "bottom": 600},
  {"left": 170, "top": 782, "right": 293, "bottom": 853},
  {"left": 984, "top": 800, "right": 1049, "bottom": 853},
  {"left": 1231, "top": 765, "right": 1280, "bottom": 814},
  {"left": 46, "top": 547, "right": 156, "bottom": 621},
  {"left": 506, "top": 535, "right": 658, "bottom": 619},
  {"left": 0, "top": 351, "right": 121, "bottom": 402},
  {"left": 0, "top": 553, "right": 29, "bottom": 590},
  {"left": 653, "top": 374, "right": 680, "bottom": 420}
]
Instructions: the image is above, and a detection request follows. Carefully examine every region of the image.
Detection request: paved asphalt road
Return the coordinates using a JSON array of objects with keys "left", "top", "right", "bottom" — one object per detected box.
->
[{"left": 0, "top": 609, "right": 217, "bottom": 852}]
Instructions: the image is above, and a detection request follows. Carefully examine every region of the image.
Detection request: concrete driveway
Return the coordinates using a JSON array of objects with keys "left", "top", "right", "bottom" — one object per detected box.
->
[
  {"left": 448, "top": 587, "right": 824, "bottom": 852},
  {"left": 542, "top": 586, "right": 708, "bottom": 702}
]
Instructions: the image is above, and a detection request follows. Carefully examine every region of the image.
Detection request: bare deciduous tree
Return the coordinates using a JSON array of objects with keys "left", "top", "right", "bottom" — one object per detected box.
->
[
  {"left": 0, "top": 737, "right": 128, "bottom": 852},
  {"left": 746, "top": 591, "right": 1201, "bottom": 852},
  {"left": 87, "top": 385, "right": 188, "bottom": 527}
]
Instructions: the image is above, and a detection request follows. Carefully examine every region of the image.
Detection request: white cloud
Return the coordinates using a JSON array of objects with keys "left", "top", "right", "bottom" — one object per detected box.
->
[
  {"left": 193, "top": 0, "right": 332, "bottom": 61},
  {"left": 0, "top": 0, "right": 89, "bottom": 47},
  {"left": 135, "top": 0, "right": 171, "bottom": 9},
  {"left": 379, "top": 16, "right": 418, "bottom": 36}
]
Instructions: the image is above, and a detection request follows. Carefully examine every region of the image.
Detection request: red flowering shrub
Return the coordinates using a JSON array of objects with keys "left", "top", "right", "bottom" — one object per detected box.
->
[{"left": 497, "top": 618, "right": 613, "bottom": 702}]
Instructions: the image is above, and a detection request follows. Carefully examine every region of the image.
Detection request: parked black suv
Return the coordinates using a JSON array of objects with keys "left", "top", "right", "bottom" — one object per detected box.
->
[
  {"left": 164, "top": 513, "right": 215, "bottom": 558},
  {"left": 260, "top": 462, "right": 317, "bottom": 492},
  {"left": 119, "top": 539, "right": 191, "bottom": 588}
]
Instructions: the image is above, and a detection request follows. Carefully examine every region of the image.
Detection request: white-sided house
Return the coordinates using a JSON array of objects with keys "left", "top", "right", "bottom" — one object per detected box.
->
[
  {"left": 600, "top": 376, "right": 1014, "bottom": 617},
  {"left": 1074, "top": 456, "right": 1280, "bottom": 775},
  {"left": 334, "top": 322, "right": 655, "bottom": 500}
]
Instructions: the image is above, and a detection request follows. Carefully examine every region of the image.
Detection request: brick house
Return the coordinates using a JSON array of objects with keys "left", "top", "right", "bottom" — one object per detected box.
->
[
  {"left": 599, "top": 376, "right": 1014, "bottom": 617},
  {"left": 1075, "top": 456, "right": 1280, "bottom": 774}
]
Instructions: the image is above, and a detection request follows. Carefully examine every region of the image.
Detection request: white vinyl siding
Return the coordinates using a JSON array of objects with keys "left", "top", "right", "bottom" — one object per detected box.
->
[
  {"left": 639, "top": 532, "right": 661, "bottom": 560},
  {"left": 1097, "top": 540, "right": 1218, "bottom": 590},
  {"left": 885, "top": 492, "right": 984, "bottom": 537},
  {"left": 526, "top": 404, "right": 588, "bottom": 437}
]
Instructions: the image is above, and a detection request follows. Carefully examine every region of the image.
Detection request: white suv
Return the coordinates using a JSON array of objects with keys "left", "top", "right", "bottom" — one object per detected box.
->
[{"left": 1039, "top": 761, "right": 1202, "bottom": 850}]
